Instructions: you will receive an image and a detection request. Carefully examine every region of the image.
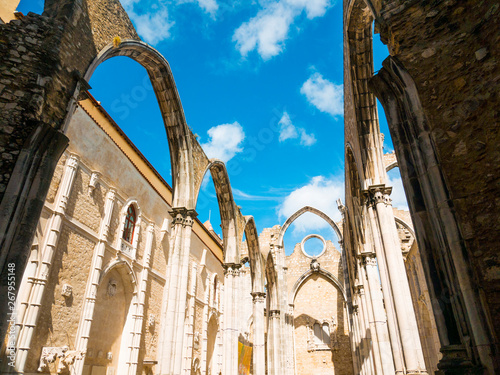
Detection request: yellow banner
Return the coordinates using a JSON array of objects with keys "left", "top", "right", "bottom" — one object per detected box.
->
[{"left": 238, "top": 341, "right": 252, "bottom": 375}]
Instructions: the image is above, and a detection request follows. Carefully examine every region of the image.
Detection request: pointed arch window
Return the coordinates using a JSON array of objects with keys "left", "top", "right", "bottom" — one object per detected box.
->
[{"left": 122, "top": 205, "right": 136, "bottom": 243}]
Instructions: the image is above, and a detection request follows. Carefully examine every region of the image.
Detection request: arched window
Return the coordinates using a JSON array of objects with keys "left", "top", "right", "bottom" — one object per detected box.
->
[{"left": 122, "top": 205, "right": 136, "bottom": 243}]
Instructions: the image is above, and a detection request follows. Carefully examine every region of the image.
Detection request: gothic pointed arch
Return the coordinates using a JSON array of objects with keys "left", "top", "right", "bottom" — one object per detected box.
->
[
  {"left": 242, "top": 216, "right": 265, "bottom": 294},
  {"left": 290, "top": 268, "right": 347, "bottom": 304},
  {"left": 194, "top": 159, "right": 242, "bottom": 264},
  {"left": 277, "top": 206, "right": 343, "bottom": 249},
  {"left": 83, "top": 40, "right": 197, "bottom": 209}
]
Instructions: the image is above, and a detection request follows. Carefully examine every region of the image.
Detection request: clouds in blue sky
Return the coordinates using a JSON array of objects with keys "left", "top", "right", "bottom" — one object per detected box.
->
[
  {"left": 278, "top": 175, "right": 344, "bottom": 234},
  {"left": 233, "top": 0, "right": 333, "bottom": 59},
  {"left": 200, "top": 122, "right": 245, "bottom": 163},
  {"left": 301, "top": 72, "right": 343, "bottom": 117},
  {"left": 278, "top": 112, "right": 316, "bottom": 146}
]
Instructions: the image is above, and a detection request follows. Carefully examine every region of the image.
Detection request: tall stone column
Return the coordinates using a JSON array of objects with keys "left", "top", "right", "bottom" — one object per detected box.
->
[
  {"left": 354, "top": 285, "right": 375, "bottom": 375},
  {"left": 73, "top": 187, "right": 116, "bottom": 375},
  {"left": 251, "top": 292, "right": 266, "bottom": 375},
  {"left": 366, "top": 200, "right": 405, "bottom": 374},
  {"left": 158, "top": 208, "right": 196, "bottom": 375},
  {"left": 358, "top": 259, "right": 384, "bottom": 374},
  {"left": 361, "top": 253, "right": 395, "bottom": 374},
  {"left": 268, "top": 309, "right": 284, "bottom": 375},
  {"left": 128, "top": 223, "right": 154, "bottom": 375},
  {"left": 223, "top": 263, "right": 240, "bottom": 375},
  {"left": 370, "top": 185, "right": 427, "bottom": 374},
  {"left": 183, "top": 263, "right": 198, "bottom": 375},
  {"left": 201, "top": 276, "right": 210, "bottom": 375},
  {"left": 15, "top": 153, "right": 79, "bottom": 373}
]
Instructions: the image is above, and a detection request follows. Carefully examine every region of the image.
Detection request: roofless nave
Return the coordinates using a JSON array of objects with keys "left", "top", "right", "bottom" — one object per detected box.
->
[{"left": 0, "top": 0, "right": 498, "bottom": 374}]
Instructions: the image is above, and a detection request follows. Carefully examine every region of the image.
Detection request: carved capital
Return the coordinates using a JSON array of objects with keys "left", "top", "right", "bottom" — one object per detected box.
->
[
  {"left": 361, "top": 252, "right": 377, "bottom": 267},
  {"left": 367, "top": 184, "right": 393, "bottom": 207},
  {"left": 170, "top": 208, "right": 198, "bottom": 227},
  {"left": 269, "top": 310, "right": 280, "bottom": 319},
  {"left": 251, "top": 292, "right": 266, "bottom": 303},
  {"left": 223, "top": 263, "right": 242, "bottom": 276},
  {"left": 67, "top": 153, "right": 79, "bottom": 170}
]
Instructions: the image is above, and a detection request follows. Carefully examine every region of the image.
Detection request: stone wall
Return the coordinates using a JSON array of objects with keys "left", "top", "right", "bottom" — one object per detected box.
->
[
  {"left": 378, "top": 2, "right": 500, "bottom": 350},
  {"left": 286, "top": 241, "right": 353, "bottom": 375}
]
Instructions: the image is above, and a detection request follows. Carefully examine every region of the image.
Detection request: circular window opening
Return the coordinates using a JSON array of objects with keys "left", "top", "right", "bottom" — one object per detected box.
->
[{"left": 301, "top": 235, "right": 326, "bottom": 258}]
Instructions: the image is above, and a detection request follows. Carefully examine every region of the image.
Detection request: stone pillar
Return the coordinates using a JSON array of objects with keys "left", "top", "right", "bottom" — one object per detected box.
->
[
  {"left": 361, "top": 253, "right": 395, "bottom": 374},
  {"left": 158, "top": 208, "right": 196, "bottom": 375},
  {"left": 370, "top": 185, "right": 427, "bottom": 374},
  {"left": 354, "top": 284, "right": 375, "bottom": 375},
  {"left": 201, "top": 276, "right": 210, "bottom": 375},
  {"left": 73, "top": 187, "right": 116, "bottom": 375},
  {"left": 268, "top": 310, "right": 283, "bottom": 375},
  {"left": 350, "top": 305, "right": 362, "bottom": 375},
  {"left": 358, "top": 259, "right": 384, "bottom": 374},
  {"left": 366, "top": 200, "right": 405, "bottom": 374},
  {"left": 128, "top": 223, "right": 154, "bottom": 375},
  {"left": 251, "top": 292, "right": 266, "bottom": 375},
  {"left": 15, "top": 153, "right": 79, "bottom": 373},
  {"left": 222, "top": 263, "right": 240, "bottom": 375},
  {"left": 183, "top": 263, "right": 198, "bottom": 375}
]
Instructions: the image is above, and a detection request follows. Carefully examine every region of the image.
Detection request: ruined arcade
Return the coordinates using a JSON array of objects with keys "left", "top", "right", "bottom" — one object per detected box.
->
[{"left": 0, "top": 0, "right": 498, "bottom": 374}]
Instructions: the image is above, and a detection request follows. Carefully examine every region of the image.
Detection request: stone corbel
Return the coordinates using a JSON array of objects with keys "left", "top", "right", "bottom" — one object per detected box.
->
[{"left": 88, "top": 171, "right": 100, "bottom": 195}]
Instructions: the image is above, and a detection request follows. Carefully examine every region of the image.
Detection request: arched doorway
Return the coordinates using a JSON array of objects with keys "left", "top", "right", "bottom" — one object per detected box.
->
[{"left": 84, "top": 264, "right": 135, "bottom": 374}]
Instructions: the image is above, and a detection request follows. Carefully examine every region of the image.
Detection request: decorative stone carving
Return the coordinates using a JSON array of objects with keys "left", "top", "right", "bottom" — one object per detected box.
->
[
  {"left": 310, "top": 258, "right": 320, "bottom": 272},
  {"left": 61, "top": 284, "right": 72, "bottom": 298},
  {"left": 107, "top": 279, "right": 117, "bottom": 297},
  {"left": 193, "top": 331, "right": 200, "bottom": 350},
  {"left": 148, "top": 313, "right": 156, "bottom": 328},
  {"left": 38, "top": 346, "right": 85, "bottom": 374},
  {"left": 37, "top": 347, "right": 60, "bottom": 372},
  {"left": 88, "top": 171, "right": 100, "bottom": 195}
]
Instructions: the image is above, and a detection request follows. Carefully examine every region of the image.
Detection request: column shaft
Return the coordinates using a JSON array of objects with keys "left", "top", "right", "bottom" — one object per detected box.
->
[
  {"left": 252, "top": 292, "right": 266, "bottom": 375},
  {"left": 372, "top": 186, "right": 427, "bottom": 373}
]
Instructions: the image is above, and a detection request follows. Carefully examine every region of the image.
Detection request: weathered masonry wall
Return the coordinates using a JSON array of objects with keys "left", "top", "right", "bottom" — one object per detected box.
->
[
  {"left": 287, "top": 241, "right": 353, "bottom": 375},
  {"left": 376, "top": 0, "right": 500, "bottom": 369}
]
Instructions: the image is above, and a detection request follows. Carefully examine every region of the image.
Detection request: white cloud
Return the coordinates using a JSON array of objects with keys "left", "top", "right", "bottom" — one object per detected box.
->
[
  {"left": 278, "top": 112, "right": 316, "bottom": 146},
  {"left": 201, "top": 122, "right": 245, "bottom": 163},
  {"left": 301, "top": 72, "right": 343, "bottom": 117},
  {"left": 278, "top": 175, "right": 344, "bottom": 234},
  {"left": 131, "top": 9, "right": 174, "bottom": 45},
  {"left": 278, "top": 112, "right": 298, "bottom": 141},
  {"left": 233, "top": 0, "right": 332, "bottom": 59},
  {"left": 196, "top": 0, "right": 219, "bottom": 15},
  {"left": 299, "top": 128, "right": 316, "bottom": 146},
  {"left": 387, "top": 170, "right": 409, "bottom": 210},
  {"left": 120, "top": 0, "right": 174, "bottom": 45}
]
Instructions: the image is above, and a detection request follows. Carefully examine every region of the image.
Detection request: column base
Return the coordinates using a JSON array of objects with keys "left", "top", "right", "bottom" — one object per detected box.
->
[{"left": 435, "top": 345, "right": 484, "bottom": 375}]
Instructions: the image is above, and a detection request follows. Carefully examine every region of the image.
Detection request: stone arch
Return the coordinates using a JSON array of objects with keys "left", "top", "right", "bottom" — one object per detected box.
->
[
  {"left": 82, "top": 40, "right": 197, "bottom": 209},
  {"left": 277, "top": 206, "right": 343, "bottom": 249},
  {"left": 290, "top": 268, "right": 347, "bottom": 304},
  {"left": 99, "top": 258, "right": 138, "bottom": 295},
  {"left": 243, "top": 216, "right": 265, "bottom": 294},
  {"left": 195, "top": 159, "right": 240, "bottom": 264},
  {"left": 86, "top": 258, "right": 138, "bottom": 373}
]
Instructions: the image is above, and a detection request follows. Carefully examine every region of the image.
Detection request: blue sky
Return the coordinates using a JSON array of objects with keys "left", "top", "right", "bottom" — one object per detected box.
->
[{"left": 18, "top": 0, "right": 407, "bottom": 255}]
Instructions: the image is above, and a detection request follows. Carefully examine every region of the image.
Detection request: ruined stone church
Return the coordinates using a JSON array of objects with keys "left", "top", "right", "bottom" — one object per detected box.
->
[{"left": 0, "top": 0, "right": 498, "bottom": 374}]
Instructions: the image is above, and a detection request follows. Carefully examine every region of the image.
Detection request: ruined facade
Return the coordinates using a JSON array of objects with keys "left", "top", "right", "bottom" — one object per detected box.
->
[{"left": 0, "top": 0, "right": 498, "bottom": 374}]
